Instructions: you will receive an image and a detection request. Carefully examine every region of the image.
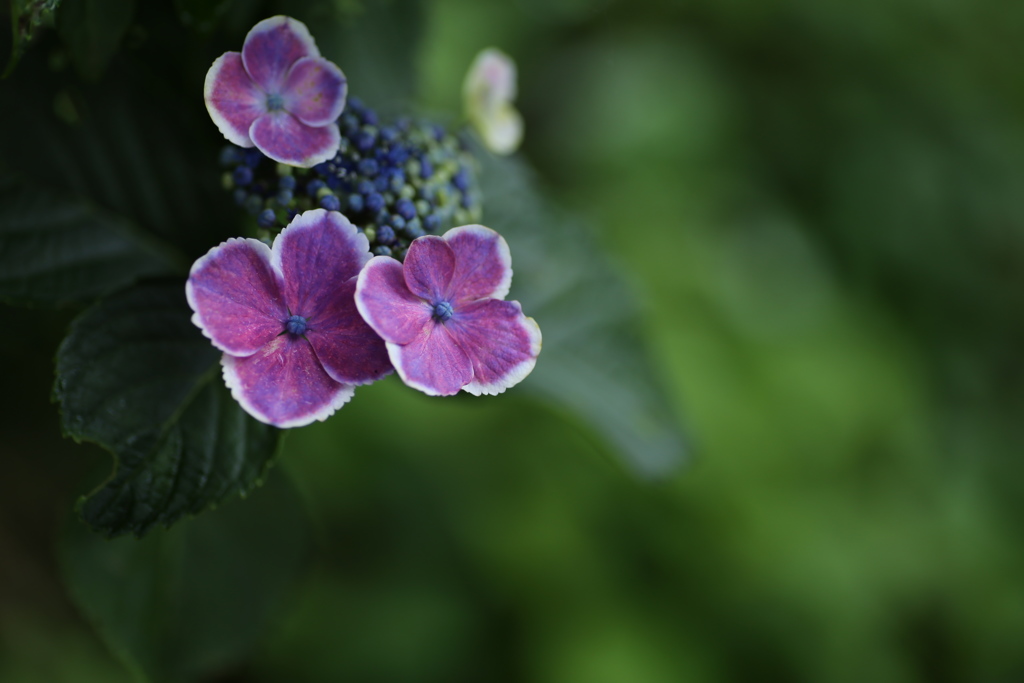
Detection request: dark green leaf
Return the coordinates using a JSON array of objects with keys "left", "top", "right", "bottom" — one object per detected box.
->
[
  {"left": 56, "top": 0, "right": 135, "bottom": 81},
  {"left": 55, "top": 281, "right": 284, "bottom": 537},
  {"left": 283, "top": 0, "right": 424, "bottom": 115},
  {"left": 0, "top": 184, "right": 180, "bottom": 306},
  {"left": 3, "top": 0, "right": 61, "bottom": 78},
  {"left": 479, "top": 151, "right": 687, "bottom": 477},
  {"left": 0, "top": 55, "right": 241, "bottom": 258},
  {"left": 60, "top": 469, "right": 312, "bottom": 683}
]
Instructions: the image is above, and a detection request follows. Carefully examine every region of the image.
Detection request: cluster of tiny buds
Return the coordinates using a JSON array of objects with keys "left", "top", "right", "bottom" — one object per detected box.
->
[{"left": 219, "top": 97, "right": 483, "bottom": 260}]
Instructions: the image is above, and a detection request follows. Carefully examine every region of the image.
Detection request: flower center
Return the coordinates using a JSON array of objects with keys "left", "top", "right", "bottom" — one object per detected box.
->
[
  {"left": 266, "top": 93, "right": 285, "bottom": 112},
  {"left": 432, "top": 301, "right": 454, "bottom": 323},
  {"left": 285, "top": 314, "right": 308, "bottom": 336}
]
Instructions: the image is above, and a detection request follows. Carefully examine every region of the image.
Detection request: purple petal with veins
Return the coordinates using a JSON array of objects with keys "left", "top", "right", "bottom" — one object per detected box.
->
[
  {"left": 283, "top": 56, "right": 347, "bottom": 127},
  {"left": 272, "top": 209, "right": 370, "bottom": 316},
  {"left": 186, "top": 238, "right": 287, "bottom": 357},
  {"left": 403, "top": 236, "right": 456, "bottom": 302},
  {"left": 444, "top": 224, "right": 513, "bottom": 303},
  {"left": 222, "top": 335, "right": 353, "bottom": 429},
  {"left": 242, "top": 15, "right": 319, "bottom": 92},
  {"left": 250, "top": 111, "right": 340, "bottom": 167},
  {"left": 204, "top": 52, "right": 265, "bottom": 147},
  {"left": 306, "top": 278, "right": 392, "bottom": 385},
  {"left": 448, "top": 298, "right": 542, "bottom": 396},
  {"left": 355, "top": 256, "right": 433, "bottom": 345},
  {"left": 388, "top": 324, "right": 474, "bottom": 396}
]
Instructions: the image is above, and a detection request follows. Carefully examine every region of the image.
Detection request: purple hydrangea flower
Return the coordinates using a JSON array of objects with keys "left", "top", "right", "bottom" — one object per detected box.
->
[
  {"left": 204, "top": 16, "right": 346, "bottom": 168},
  {"left": 186, "top": 210, "right": 391, "bottom": 428},
  {"left": 355, "top": 225, "right": 541, "bottom": 396}
]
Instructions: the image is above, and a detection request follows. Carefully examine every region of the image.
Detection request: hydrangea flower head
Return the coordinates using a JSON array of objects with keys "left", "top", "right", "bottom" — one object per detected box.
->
[
  {"left": 355, "top": 225, "right": 541, "bottom": 396},
  {"left": 205, "top": 16, "right": 346, "bottom": 167},
  {"left": 218, "top": 98, "right": 484, "bottom": 253},
  {"left": 186, "top": 209, "right": 391, "bottom": 427},
  {"left": 463, "top": 48, "right": 523, "bottom": 155}
]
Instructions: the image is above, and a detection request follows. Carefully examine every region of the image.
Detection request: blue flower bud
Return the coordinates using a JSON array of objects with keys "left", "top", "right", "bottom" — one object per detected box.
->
[
  {"left": 258, "top": 208, "right": 278, "bottom": 228},
  {"left": 306, "top": 179, "right": 326, "bottom": 197},
  {"left": 243, "top": 148, "right": 264, "bottom": 168},
  {"left": 355, "top": 130, "right": 376, "bottom": 152},
  {"left": 276, "top": 189, "right": 294, "bottom": 206},
  {"left": 372, "top": 245, "right": 392, "bottom": 256},
  {"left": 376, "top": 225, "right": 396, "bottom": 245},
  {"left": 347, "top": 194, "right": 364, "bottom": 213},
  {"left": 395, "top": 198, "right": 417, "bottom": 221},
  {"left": 233, "top": 165, "right": 254, "bottom": 186},
  {"left": 424, "top": 214, "right": 441, "bottom": 232},
  {"left": 389, "top": 172, "right": 405, "bottom": 193},
  {"left": 358, "top": 158, "right": 379, "bottom": 176},
  {"left": 320, "top": 194, "right": 341, "bottom": 211},
  {"left": 365, "top": 192, "right": 385, "bottom": 214},
  {"left": 453, "top": 167, "right": 471, "bottom": 192},
  {"left": 357, "top": 180, "right": 375, "bottom": 195},
  {"left": 278, "top": 175, "right": 296, "bottom": 191}
]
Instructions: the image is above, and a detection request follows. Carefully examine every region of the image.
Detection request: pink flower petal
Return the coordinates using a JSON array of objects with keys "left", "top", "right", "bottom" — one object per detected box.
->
[
  {"left": 272, "top": 209, "right": 371, "bottom": 315},
  {"left": 204, "top": 52, "right": 266, "bottom": 147},
  {"left": 305, "top": 278, "right": 392, "bottom": 385},
  {"left": 388, "top": 323, "right": 474, "bottom": 396},
  {"left": 355, "top": 256, "right": 433, "bottom": 345},
  {"left": 222, "top": 335, "right": 353, "bottom": 428},
  {"left": 186, "top": 238, "right": 287, "bottom": 356},
  {"left": 403, "top": 235, "right": 456, "bottom": 302},
  {"left": 443, "top": 225, "right": 513, "bottom": 303},
  {"left": 282, "top": 56, "right": 347, "bottom": 128},
  {"left": 242, "top": 15, "right": 319, "bottom": 93},
  {"left": 448, "top": 298, "right": 541, "bottom": 396},
  {"left": 249, "top": 111, "right": 340, "bottom": 167}
]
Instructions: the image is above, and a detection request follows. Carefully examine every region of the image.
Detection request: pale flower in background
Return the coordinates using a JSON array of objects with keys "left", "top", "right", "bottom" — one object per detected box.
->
[{"left": 463, "top": 48, "right": 523, "bottom": 155}]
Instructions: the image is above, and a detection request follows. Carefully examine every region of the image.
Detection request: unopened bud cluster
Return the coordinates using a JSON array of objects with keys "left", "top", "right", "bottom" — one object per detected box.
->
[{"left": 219, "top": 97, "right": 483, "bottom": 260}]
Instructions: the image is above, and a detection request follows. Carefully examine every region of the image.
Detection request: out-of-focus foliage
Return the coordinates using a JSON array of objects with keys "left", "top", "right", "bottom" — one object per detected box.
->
[
  {"left": 3, "top": 0, "right": 60, "bottom": 77},
  {"left": 59, "top": 470, "right": 312, "bottom": 682},
  {"left": 480, "top": 150, "right": 685, "bottom": 476},
  {"left": 4, "top": 0, "right": 1024, "bottom": 681},
  {"left": 55, "top": 0, "right": 134, "bottom": 81}
]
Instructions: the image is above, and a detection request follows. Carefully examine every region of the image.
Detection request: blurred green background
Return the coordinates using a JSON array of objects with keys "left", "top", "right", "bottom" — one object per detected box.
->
[{"left": 5, "top": 0, "right": 1024, "bottom": 681}]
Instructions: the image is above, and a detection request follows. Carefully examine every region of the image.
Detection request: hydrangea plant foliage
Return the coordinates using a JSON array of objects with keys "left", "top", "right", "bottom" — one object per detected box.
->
[
  {"left": 0, "top": 0, "right": 686, "bottom": 678},
  {"left": 0, "top": 0, "right": 684, "bottom": 536}
]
